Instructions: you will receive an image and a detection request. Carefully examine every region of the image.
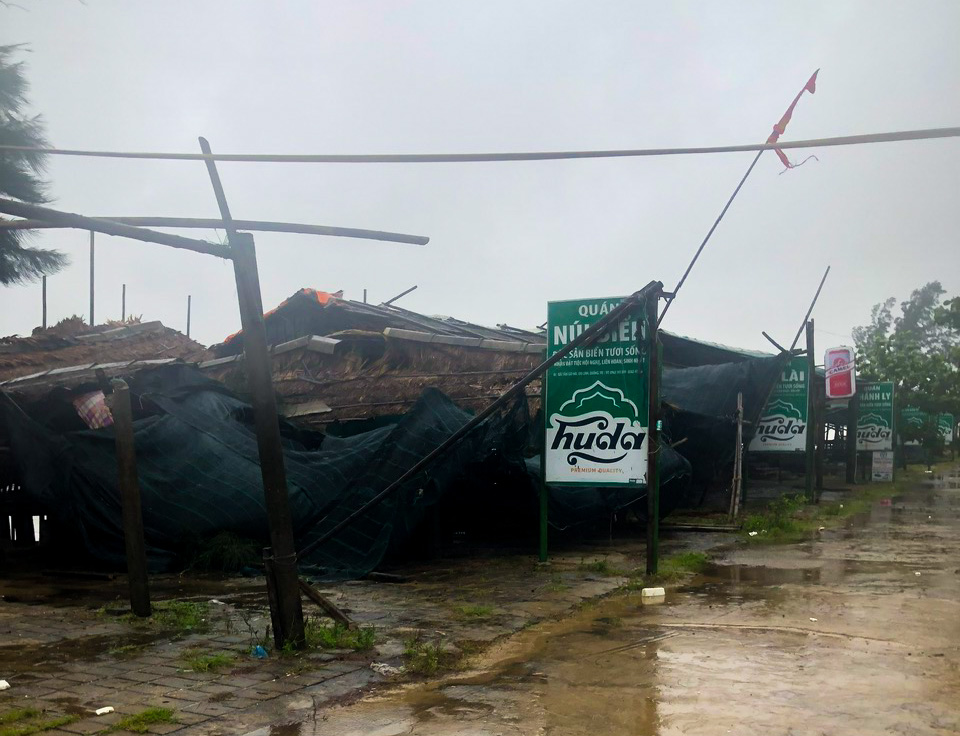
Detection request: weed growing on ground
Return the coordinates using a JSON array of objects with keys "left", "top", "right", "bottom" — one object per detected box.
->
[
  {"left": 0, "top": 708, "right": 78, "bottom": 736},
  {"left": 108, "top": 708, "right": 176, "bottom": 734},
  {"left": 303, "top": 619, "right": 375, "bottom": 651},
  {"left": 403, "top": 636, "right": 456, "bottom": 676},
  {"left": 182, "top": 650, "right": 236, "bottom": 672},
  {"left": 625, "top": 551, "right": 711, "bottom": 588},
  {"left": 454, "top": 604, "right": 494, "bottom": 619},
  {"left": 107, "top": 643, "right": 146, "bottom": 658},
  {"left": 544, "top": 574, "right": 570, "bottom": 593},
  {"left": 579, "top": 557, "right": 626, "bottom": 576}
]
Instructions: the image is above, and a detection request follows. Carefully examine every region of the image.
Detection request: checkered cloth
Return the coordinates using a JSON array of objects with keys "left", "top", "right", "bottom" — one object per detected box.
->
[{"left": 73, "top": 390, "right": 114, "bottom": 429}]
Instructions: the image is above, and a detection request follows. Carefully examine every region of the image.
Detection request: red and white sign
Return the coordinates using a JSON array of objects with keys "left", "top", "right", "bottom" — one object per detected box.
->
[{"left": 824, "top": 346, "right": 856, "bottom": 399}]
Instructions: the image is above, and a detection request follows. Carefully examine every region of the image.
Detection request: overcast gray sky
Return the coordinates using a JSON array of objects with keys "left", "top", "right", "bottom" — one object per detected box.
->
[{"left": 4, "top": 1, "right": 959, "bottom": 353}]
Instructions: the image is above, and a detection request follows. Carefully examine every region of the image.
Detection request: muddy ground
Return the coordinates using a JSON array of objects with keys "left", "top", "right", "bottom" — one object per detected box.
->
[{"left": 1, "top": 467, "right": 958, "bottom": 735}]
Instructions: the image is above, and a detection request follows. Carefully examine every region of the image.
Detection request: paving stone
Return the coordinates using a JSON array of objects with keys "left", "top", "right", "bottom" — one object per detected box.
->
[
  {"left": 197, "top": 683, "right": 240, "bottom": 695},
  {"left": 216, "top": 697, "right": 260, "bottom": 710},
  {"left": 116, "top": 670, "right": 160, "bottom": 683},
  {"left": 181, "top": 701, "right": 233, "bottom": 717},
  {"left": 158, "top": 688, "right": 208, "bottom": 703},
  {"left": 249, "top": 679, "right": 303, "bottom": 695},
  {"left": 154, "top": 677, "right": 201, "bottom": 690},
  {"left": 168, "top": 711, "right": 210, "bottom": 726},
  {"left": 59, "top": 718, "right": 114, "bottom": 734},
  {"left": 229, "top": 687, "right": 280, "bottom": 703},
  {"left": 145, "top": 723, "right": 183, "bottom": 734}
]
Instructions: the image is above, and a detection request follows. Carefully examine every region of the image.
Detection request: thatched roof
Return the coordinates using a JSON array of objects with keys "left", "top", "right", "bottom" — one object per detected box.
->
[
  {"left": 202, "top": 327, "right": 543, "bottom": 426},
  {"left": 212, "top": 288, "right": 545, "bottom": 358},
  {"left": 0, "top": 320, "right": 210, "bottom": 394}
]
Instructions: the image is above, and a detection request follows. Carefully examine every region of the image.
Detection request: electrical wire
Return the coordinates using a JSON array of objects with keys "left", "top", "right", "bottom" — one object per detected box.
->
[{"left": 0, "top": 127, "right": 955, "bottom": 164}]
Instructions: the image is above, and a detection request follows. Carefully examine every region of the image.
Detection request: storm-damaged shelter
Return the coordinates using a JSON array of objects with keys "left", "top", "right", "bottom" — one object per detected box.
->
[
  {"left": 0, "top": 319, "right": 208, "bottom": 548},
  {"left": 0, "top": 291, "right": 789, "bottom": 578}
]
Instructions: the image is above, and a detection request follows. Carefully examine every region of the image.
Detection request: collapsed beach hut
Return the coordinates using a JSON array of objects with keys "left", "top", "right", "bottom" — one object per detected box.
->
[
  {"left": 0, "top": 319, "right": 208, "bottom": 550},
  {"left": 0, "top": 292, "right": 787, "bottom": 577}
]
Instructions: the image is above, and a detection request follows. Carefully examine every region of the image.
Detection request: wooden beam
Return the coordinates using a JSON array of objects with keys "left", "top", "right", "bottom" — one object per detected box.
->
[
  {"left": 0, "top": 199, "right": 230, "bottom": 258},
  {"left": 0, "top": 216, "right": 429, "bottom": 246}
]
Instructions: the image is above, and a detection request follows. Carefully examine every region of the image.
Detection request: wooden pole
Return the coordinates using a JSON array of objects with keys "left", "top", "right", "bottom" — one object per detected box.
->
[
  {"left": 186, "top": 295, "right": 192, "bottom": 338},
  {"left": 538, "top": 442, "right": 548, "bottom": 563},
  {"left": 815, "top": 381, "right": 825, "bottom": 493},
  {"left": 41, "top": 275, "right": 47, "bottom": 329},
  {"left": 805, "top": 320, "right": 816, "bottom": 501},
  {"left": 363, "top": 288, "right": 367, "bottom": 304},
  {"left": 790, "top": 267, "right": 830, "bottom": 351},
  {"left": 89, "top": 231, "right": 95, "bottom": 326},
  {"left": 0, "top": 216, "right": 429, "bottom": 246},
  {"left": 197, "top": 137, "right": 305, "bottom": 649},
  {"left": 730, "top": 392, "right": 744, "bottom": 519},
  {"left": 122, "top": 284, "right": 126, "bottom": 321},
  {"left": 0, "top": 198, "right": 231, "bottom": 258},
  {"left": 846, "top": 391, "right": 859, "bottom": 484},
  {"left": 646, "top": 289, "right": 662, "bottom": 574},
  {"left": 110, "top": 379, "right": 151, "bottom": 617}
]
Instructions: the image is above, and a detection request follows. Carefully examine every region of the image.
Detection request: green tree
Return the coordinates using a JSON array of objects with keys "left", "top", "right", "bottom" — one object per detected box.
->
[
  {"left": 0, "top": 44, "right": 67, "bottom": 284},
  {"left": 853, "top": 282, "right": 960, "bottom": 456}
]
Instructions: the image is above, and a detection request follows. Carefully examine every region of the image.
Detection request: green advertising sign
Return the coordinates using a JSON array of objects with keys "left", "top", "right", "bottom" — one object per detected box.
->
[
  {"left": 901, "top": 407, "right": 927, "bottom": 446},
  {"left": 938, "top": 413, "right": 955, "bottom": 444},
  {"left": 748, "top": 356, "right": 809, "bottom": 453},
  {"left": 544, "top": 296, "right": 650, "bottom": 486},
  {"left": 856, "top": 381, "right": 895, "bottom": 451}
]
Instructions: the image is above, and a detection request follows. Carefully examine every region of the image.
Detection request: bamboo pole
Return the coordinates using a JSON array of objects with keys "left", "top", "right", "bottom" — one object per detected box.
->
[
  {"left": 0, "top": 199, "right": 230, "bottom": 258},
  {"left": 0, "top": 216, "right": 428, "bottom": 246},
  {"left": 805, "top": 320, "right": 817, "bottom": 501}
]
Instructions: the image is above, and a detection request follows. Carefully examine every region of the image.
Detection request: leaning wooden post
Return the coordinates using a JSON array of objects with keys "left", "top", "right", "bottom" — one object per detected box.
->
[
  {"left": 231, "top": 232, "right": 306, "bottom": 648},
  {"left": 804, "top": 320, "right": 816, "bottom": 502},
  {"left": 41, "top": 275, "right": 47, "bottom": 329},
  {"left": 186, "top": 295, "right": 192, "bottom": 338},
  {"left": 196, "top": 137, "right": 305, "bottom": 648},
  {"left": 110, "top": 379, "right": 151, "bottom": 617},
  {"left": 646, "top": 289, "right": 662, "bottom": 575},
  {"left": 845, "top": 391, "right": 859, "bottom": 484}
]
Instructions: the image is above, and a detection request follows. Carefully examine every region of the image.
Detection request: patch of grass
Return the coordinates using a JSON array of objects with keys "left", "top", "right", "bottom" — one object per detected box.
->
[
  {"left": 403, "top": 636, "right": 456, "bottom": 676},
  {"left": 191, "top": 531, "right": 261, "bottom": 573},
  {"left": 107, "top": 643, "right": 146, "bottom": 658},
  {"left": 303, "top": 620, "right": 376, "bottom": 651},
  {"left": 660, "top": 552, "right": 710, "bottom": 575},
  {"left": 150, "top": 601, "right": 209, "bottom": 633},
  {"left": 579, "top": 557, "right": 626, "bottom": 576},
  {"left": 182, "top": 650, "right": 236, "bottom": 672},
  {"left": 0, "top": 709, "right": 78, "bottom": 736},
  {"left": 741, "top": 493, "right": 812, "bottom": 544},
  {"left": 453, "top": 604, "right": 494, "bottom": 619},
  {"left": 626, "top": 552, "right": 711, "bottom": 587},
  {"left": 108, "top": 708, "right": 176, "bottom": 734}
]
